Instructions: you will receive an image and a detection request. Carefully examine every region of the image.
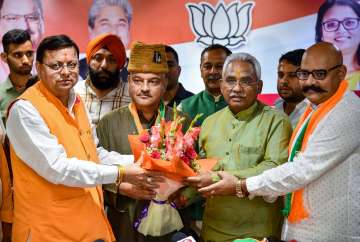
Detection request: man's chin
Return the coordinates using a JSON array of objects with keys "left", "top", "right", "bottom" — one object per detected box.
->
[
  {"left": 304, "top": 93, "right": 321, "bottom": 105},
  {"left": 134, "top": 98, "right": 156, "bottom": 107},
  {"left": 206, "top": 80, "right": 220, "bottom": 87}
]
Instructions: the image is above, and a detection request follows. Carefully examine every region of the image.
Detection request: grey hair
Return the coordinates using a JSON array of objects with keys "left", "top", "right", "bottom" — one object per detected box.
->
[
  {"left": 0, "top": 0, "right": 43, "bottom": 18},
  {"left": 222, "top": 52, "right": 261, "bottom": 80},
  {"left": 33, "top": 0, "right": 43, "bottom": 18},
  {"left": 88, "top": 0, "right": 133, "bottom": 28}
]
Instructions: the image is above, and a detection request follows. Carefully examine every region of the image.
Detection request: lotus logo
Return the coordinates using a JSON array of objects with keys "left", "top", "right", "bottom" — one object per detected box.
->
[{"left": 186, "top": 1, "right": 255, "bottom": 49}]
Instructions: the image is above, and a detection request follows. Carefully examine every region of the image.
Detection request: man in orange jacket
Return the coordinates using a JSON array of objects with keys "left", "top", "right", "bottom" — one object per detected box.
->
[{"left": 6, "top": 35, "right": 163, "bottom": 242}]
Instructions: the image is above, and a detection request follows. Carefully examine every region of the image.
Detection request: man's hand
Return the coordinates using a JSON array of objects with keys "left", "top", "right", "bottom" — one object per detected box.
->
[
  {"left": 198, "top": 171, "right": 237, "bottom": 197},
  {"left": 118, "top": 182, "right": 156, "bottom": 200},
  {"left": 123, "top": 163, "right": 164, "bottom": 189},
  {"left": 186, "top": 171, "right": 214, "bottom": 189}
]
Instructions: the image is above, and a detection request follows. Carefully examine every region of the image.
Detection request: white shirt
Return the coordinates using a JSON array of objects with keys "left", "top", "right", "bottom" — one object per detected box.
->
[
  {"left": 274, "top": 98, "right": 308, "bottom": 128},
  {"left": 247, "top": 91, "right": 360, "bottom": 241},
  {"left": 75, "top": 79, "right": 131, "bottom": 125},
  {"left": 6, "top": 89, "right": 133, "bottom": 188},
  {"left": 0, "top": 118, "right": 5, "bottom": 143}
]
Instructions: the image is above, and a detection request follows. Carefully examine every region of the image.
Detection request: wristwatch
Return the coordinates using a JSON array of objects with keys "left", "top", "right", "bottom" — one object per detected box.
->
[{"left": 235, "top": 179, "right": 244, "bottom": 198}]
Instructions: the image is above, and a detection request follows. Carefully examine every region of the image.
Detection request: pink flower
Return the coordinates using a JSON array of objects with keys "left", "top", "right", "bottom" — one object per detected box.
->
[
  {"left": 185, "top": 147, "right": 197, "bottom": 160},
  {"left": 189, "top": 127, "right": 201, "bottom": 139},
  {"left": 150, "top": 125, "right": 161, "bottom": 148},
  {"left": 139, "top": 131, "right": 150, "bottom": 143},
  {"left": 151, "top": 150, "right": 161, "bottom": 159},
  {"left": 181, "top": 155, "right": 191, "bottom": 165}
]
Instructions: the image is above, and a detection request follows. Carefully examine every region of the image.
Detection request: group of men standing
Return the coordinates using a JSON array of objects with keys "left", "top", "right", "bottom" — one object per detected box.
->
[{"left": 0, "top": 26, "right": 359, "bottom": 242}]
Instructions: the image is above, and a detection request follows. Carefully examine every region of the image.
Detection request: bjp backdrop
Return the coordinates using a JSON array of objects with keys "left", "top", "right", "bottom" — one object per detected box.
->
[{"left": 1, "top": 0, "right": 358, "bottom": 104}]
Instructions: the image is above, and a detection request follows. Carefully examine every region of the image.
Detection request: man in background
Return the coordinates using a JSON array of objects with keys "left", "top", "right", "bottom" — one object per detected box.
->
[
  {"left": 179, "top": 44, "right": 231, "bottom": 125},
  {"left": 0, "top": 29, "right": 34, "bottom": 122},
  {"left": 274, "top": 49, "right": 307, "bottom": 127},
  {"left": 75, "top": 33, "right": 131, "bottom": 125},
  {"left": 163, "top": 45, "right": 193, "bottom": 107}
]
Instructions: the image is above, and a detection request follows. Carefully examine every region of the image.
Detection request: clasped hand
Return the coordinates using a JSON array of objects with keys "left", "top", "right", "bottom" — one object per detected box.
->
[{"left": 186, "top": 171, "right": 238, "bottom": 197}]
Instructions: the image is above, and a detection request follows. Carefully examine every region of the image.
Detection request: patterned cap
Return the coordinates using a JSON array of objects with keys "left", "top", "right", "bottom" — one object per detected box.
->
[{"left": 128, "top": 42, "right": 168, "bottom": 73}]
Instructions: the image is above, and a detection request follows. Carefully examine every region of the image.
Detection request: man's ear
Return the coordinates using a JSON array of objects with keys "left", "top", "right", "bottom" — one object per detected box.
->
[
  {"left": 0, "top": 52, "right": 8, "bottom": 64},
  {"left": 35, "top": 61, "right": 42, "bottom": 74},
  {"left": 257, "top": 80, "right": 263, "bottom": 94},
  {"left": 338, "top": 65, "right": 347, "bottom": 80}
]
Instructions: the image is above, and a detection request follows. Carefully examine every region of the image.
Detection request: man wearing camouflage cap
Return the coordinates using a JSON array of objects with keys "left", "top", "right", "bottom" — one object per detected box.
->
[{"left": 97, "top": 42, "right": 190, "bottom": 242}]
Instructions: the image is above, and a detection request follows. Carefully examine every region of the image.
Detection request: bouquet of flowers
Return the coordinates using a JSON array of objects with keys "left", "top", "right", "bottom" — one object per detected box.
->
[{"left": 128, "top": 108, "right": 216, "bottom": 237}]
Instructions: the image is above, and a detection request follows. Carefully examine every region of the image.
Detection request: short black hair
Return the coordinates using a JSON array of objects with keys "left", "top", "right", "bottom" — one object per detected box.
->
[
  {"left": 315, "top": 0, "right": 360, "bottom": 65},
  {"left": 279, "top": 49, "right": 305, "bottom": 66},
  {"left": 36, "top": 35, "right": 79, "bottom": 63},
  {"left": 165, "top": 45, "right": 179, "bottom": 64},
  {"left": 2, "top": 29, "right": 32, "bottom": 53},
  {"left": 200, "top": 44, "right": 232, "bottom": 63}
]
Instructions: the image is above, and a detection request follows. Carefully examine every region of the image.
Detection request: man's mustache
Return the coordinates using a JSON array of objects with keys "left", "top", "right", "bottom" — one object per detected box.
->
[
  {"left": 207, "top": 74, "right": 221, "bottom": 81},
  {"left": 138, "top": 91, "right": 151, "bottom": 97},
  {"left": 302, "top": 85, "right": 326, "bottom": 93}
]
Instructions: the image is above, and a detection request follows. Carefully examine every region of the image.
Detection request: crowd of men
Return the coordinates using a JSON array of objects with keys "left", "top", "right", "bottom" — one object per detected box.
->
[{"left": 0, "top": 24, "right": 359, "bottom": 242}]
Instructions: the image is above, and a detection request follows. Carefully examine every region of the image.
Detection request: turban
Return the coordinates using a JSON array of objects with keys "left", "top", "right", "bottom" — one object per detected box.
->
[
  {"left": 86, "top": 33, "right": 126, "bottom": 69},
  {"left": 128, "top": 42, "right": 168, "bottom": 73}
]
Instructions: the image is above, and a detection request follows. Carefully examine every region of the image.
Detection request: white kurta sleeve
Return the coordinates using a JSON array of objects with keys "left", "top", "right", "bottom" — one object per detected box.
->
[
  {"left": 247, "top": 101, "right": 360, "bottom": 197},
  {"left": 6, "top": 100, "right": 119, "bottom": 187},
  {"left": 93, "top": 127, "right": 134, "bottom": 166},
  {"left": 82, "top": 101, "right": 134, "bottom": 167}
]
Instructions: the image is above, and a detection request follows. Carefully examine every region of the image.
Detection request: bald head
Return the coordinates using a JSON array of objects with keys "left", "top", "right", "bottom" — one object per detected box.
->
[
  {"left": 303, "top": 42, "right": 343, "bottom": 68},
  {"left": 299, "top": 42, "right": 347, "bottom": 105}
]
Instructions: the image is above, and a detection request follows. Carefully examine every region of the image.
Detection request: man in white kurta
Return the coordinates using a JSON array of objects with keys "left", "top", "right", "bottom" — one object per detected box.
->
[{"left": 197, "top": 43, "right": 360, "bottom": 241}]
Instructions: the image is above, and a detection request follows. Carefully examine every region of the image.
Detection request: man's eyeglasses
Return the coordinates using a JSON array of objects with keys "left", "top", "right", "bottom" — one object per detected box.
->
[
  {"left": 296, "top": 64, "right": 342, "bottom": 80},
  {"left": 223, "top": 77, "right": 258, "bottom": 88},
  {"left": 0, "top": 13, "right": 41, "bottom": 23},
  {"left": 322, "top": 18, "right": 360, "bottom": 32},
  {"left": 43, "top": 62, "right": 78, "bottom": 72}
]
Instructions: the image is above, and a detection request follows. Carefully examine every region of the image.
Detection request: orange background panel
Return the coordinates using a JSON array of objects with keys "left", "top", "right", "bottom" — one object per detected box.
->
[
  {"left": 43, "top": 0, "right": 92, "bottom": 51},
  {"left": 42, "top": 0, "right": 324, "bottom": 51}
]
